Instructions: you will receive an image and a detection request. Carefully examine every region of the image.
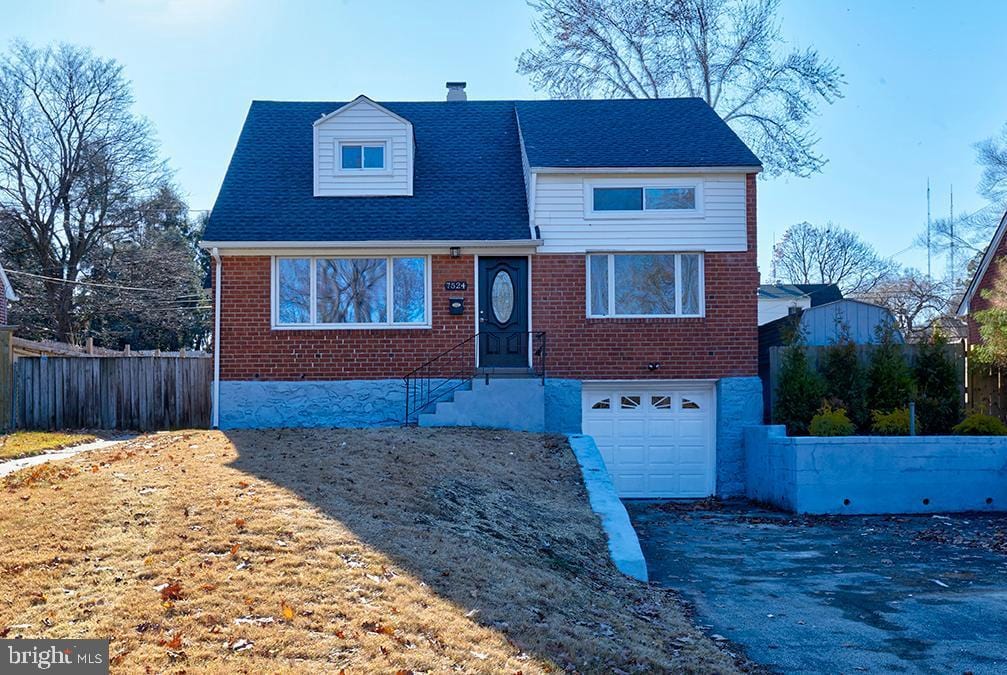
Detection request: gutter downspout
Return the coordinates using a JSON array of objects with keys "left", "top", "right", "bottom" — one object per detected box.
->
[{"left": 211, "top": 247, "right": 221, "bottom": 429}]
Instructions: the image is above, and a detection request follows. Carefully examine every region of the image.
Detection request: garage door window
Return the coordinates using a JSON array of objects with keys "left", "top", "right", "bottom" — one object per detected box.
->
[
  {"left": 590, "top": 397, "right": 611, "bottom": 410},
  {"left": 651, "top": 395, "right": 672, "bottom": 410},
  {"left": 587, "top": 253, "right": 704, "bottom": 318},
  {"left": 682, "top": 397, "right": 701, "bottom": 409}
]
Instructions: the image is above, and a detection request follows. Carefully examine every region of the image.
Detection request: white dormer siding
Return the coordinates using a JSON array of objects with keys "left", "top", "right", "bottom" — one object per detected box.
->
[
  {"left": 313, "top": 96, "right": 414, "bottom": 197},
  {"left": 532, "top": 172, "right": 748, "bottom": 253}
]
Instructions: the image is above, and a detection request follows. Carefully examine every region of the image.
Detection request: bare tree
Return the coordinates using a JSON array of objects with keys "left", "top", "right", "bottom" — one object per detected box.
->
[
  {"left": 771, "top": 221, "right": 897, "bottom": 295},
  {"left": 0, "top": 42, "right": 170, "bottom": 343},
  {"left": 859, "top": 269, "right": 950, "bottom": 341},
  {"left": 518, "top": 0, "right": 845, "bottom": 176},
  {"left": 977, "top": 124, "right": 1007, "bottom": 207}
]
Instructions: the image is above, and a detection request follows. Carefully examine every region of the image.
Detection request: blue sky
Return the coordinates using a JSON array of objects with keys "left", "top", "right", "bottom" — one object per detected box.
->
[{"left": 2, "top": 0, "right": 1005, "bottom": 279}]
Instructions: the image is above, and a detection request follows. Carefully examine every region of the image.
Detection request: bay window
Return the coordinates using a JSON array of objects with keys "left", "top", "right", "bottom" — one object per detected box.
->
[
  {"left": 275, "top": 255, "right": 429, "bottom": 328},
  {"left": 587, "top": 253, "right": 703, "bottom": 317}
]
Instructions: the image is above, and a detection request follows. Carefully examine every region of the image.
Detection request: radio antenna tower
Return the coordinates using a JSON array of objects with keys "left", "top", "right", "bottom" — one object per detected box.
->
[
  {"left": 926, "top": 178, "right": 932, "bottom": 282},
  {"left": 949, "top": 184, "right": 955, "bottom": 283}
]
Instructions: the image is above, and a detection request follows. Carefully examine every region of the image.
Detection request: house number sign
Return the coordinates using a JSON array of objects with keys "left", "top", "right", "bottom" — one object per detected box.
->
[{"left": 443, "top": 280, "right": 468, "bottom": 291}]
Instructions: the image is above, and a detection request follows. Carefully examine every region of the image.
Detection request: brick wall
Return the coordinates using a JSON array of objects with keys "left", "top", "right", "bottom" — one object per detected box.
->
[
  {"left": 0, "top": 296, "right": 6, "bottom": 325},
  {"left": 532, "top": 174, "right": 758, "bottom": 380},
  {"left": 216, "top": 174, "right": 758, "bottom": 381},
  {"left": 967, "top": 230, "right": 1007, "bottom": 343},
  {"left": 217, "top": 254, "right": 476, "bottom": 380}
]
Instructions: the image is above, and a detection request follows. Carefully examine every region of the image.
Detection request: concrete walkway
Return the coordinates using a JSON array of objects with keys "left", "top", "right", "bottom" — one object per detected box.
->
[
  {"left": 0, "top": 438, "right": 129, "bottom": 477},
  {"left": 627, "top": 500, "right": 1007, "bottom": 674}
]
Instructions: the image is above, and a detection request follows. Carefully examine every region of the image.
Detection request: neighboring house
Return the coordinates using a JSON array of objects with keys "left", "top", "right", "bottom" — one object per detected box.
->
[
  {"left": 201, "top": 84, "right": 764, "bottom": 499},
  {"left": 957, "top": 209, "right": 1007, "bottom": 342},
  {"left": 758, "top": 298, "right": 903, "bottom": 420},
  {"left": 757, "top": 283, "right": 843, "bottom": 325},
  {"left": 0, "top": 263, "right": 17, "bottom": 325}
]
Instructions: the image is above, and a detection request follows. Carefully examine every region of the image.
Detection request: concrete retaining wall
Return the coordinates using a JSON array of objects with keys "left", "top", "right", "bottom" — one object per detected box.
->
[
  {"left": 745, "top": 425, "right": 1007, "bottom": 514},
  {"left": 567, "top": 434, "right": 648, "bottom": 581}
]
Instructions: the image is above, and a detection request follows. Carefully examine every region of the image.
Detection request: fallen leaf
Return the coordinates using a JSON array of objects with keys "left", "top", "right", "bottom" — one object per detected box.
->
[
  {"left": 234, "top": 518, "right": 246, "bottom": 530},
  {"left": 229, "top": 544, "right": 240, "bottom": 558},
  {"left": 281, "top": 601, "right": 294, "bottom": 621},
  {"left": 238, "top": 481, "right": 249, "bottom": 489},
  {"left": 160, "top": 633, "right": 183, "bottom": 650},
  {"left": 159, "top": 582, "right": 183, "bottom": 602}
]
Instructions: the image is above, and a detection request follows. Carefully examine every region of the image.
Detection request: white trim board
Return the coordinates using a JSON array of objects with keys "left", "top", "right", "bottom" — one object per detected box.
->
[
  {"left": 201, "top": 240, "right": 541, "bottom": 253},
  {"left": 958, "top": 209, "right": 1007, "bottom": 315},
  {"left": 531, "top": 165, "right": 761, "bottom": 175}
]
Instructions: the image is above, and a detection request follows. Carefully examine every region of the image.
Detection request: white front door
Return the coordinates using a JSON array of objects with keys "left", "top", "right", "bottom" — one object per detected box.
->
[{"left": 582, "top": 382, "right": 716, "bottom": 498}]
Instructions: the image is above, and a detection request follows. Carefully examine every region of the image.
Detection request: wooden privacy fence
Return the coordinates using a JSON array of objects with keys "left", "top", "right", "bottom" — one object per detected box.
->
[
  {"left": 966, "top": 363, "right": 1007, "bottom": 419},
  {"left": 13, "top": 356, "right": 212, "bottom": 431}
]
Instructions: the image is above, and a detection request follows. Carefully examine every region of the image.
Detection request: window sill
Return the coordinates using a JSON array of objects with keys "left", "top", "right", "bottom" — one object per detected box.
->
[
  {"left": 271, "top": 324, "right": 432, "bottom": 331},
  {"left": 585, "top": 315, "right": 706, "bottom": 322},
  {"left": 585, "top": 210, "right": 703, "bottom": 220}
]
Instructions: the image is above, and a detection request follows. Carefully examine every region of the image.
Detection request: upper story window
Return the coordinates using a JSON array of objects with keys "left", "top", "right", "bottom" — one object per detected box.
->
[
  {"left": 586, "top": 180, "right": 702, "bottom": 218},
  {"left": 274, "top": 255, "right": 429, "bottom": 329},
  {"left": 587, "top": 252, "right": 704, "bottom": 318},
  {"left": 340, "top": 142, "right": 386, "bottom": 170}
]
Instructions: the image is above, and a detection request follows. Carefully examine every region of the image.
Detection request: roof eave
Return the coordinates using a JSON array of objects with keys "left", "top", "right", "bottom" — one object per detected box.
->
[
  {"left": 529, "top": 165, "right": 763, "bottom": 174},
  {"left": 199, "top": 239, "right": 542, "bottom": 251},
  {"left": 957, "top": 209, "right": 1007, "bottom": 316},
  {"left": 0, "top": 266, "right": 17, "bottom": 302}
]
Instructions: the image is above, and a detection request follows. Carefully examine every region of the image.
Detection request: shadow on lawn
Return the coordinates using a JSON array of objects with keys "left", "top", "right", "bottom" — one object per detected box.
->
[{"left": 224, "top": 426, "right": 687, "bottom": 672}]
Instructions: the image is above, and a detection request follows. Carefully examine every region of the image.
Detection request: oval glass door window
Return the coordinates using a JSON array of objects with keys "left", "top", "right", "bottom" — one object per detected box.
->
[{"left": 491, "top": 271, "right": 514, "bottom": 323}]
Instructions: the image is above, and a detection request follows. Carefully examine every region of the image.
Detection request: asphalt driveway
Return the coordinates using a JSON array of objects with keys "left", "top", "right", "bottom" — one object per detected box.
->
[{"left": 626, "top": 500, "right": 1007, "bottom": 674}]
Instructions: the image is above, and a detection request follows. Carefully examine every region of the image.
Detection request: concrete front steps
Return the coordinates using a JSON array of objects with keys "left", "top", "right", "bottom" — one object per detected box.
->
[{"left": 417, "top": 377, "right": 544, "bottom": 432}]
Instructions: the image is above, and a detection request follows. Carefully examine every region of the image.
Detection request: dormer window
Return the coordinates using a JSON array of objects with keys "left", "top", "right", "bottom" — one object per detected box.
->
[{"left": 340, "top": 142, "right": 386, "bottom": 170}]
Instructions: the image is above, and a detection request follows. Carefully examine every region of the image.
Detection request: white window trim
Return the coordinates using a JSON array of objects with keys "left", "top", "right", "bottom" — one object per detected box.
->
[
  {"left": 271, "top": 254, "right": 432, "bottom": 330},
  {"left": 585, "top": 252, "right": 705, "bottom": 319},
  {"left": 336, "top": 139, "right": 392, "bottom": 175},
  {"left": 583, "top": 178, "right": 704, "bottom": 219}
]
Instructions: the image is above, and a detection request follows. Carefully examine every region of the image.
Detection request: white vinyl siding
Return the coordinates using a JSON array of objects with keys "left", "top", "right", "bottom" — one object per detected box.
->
[
  {"left": 533, "top": 173, "right": 748, "bottom": 253},
  {"left": 314, "top": 98, "right": 413, "bottom": 196}
]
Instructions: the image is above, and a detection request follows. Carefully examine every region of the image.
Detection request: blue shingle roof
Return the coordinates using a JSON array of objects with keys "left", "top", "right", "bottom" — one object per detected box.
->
[
  {"left": 516, "top": 98, "right": 761, "bottom": 169},
  {"left": 203, "top": 98, "right": 760, "bottom": 243}
]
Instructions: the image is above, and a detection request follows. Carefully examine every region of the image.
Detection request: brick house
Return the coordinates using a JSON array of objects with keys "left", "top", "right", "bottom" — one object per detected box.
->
[
  {"left": 958, "top": 209, "right": 1007, "bottom": 343},
  {"left": 0, "top": 263, "right": 16, "bottom": 325},
  {"left": 201, "top": 85, "right": 764, "bottom": 498}
]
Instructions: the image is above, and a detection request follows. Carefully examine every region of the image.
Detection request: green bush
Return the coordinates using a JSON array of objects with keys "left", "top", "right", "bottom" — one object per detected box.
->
[
  {"left": 952, "top": 413, "right": 1007, "bottom": 436},
  {"left": 866, "top": 322, "right": 915, "bottom": 414},
  {"left": 913, "top": 329, "right": 962, "bottom": 435},
  {"left": 820, "top": 322, "right": 868, "bottom": 431},
  {"left": 871, "top": 407, "right": 917, "bottom": 435},
  {"left": 809, "top": 404, "right": 855, "bottom": 436},
  {"left": 773, "top": 330, "right": 826, "bottom": 436}
]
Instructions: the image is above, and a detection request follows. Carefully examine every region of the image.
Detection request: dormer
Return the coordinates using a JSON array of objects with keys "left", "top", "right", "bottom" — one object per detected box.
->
[{"left": 313, "top": 95, "right": 414, "bottom": 197}]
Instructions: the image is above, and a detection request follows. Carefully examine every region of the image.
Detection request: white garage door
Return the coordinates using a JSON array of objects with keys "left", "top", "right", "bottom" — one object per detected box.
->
[{"left": 582, "top": 383, "right": 716, "bottom": 498}]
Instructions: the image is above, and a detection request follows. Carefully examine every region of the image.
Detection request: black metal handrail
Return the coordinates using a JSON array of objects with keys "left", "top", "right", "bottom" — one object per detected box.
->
[{"left": 403, "top": 331, "right": 547, "bottom": 424}]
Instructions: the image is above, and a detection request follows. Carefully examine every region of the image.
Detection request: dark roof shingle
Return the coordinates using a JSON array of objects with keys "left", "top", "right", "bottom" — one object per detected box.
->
[{"left": 203, "top": 98, "right": 760, "bottom": 243}]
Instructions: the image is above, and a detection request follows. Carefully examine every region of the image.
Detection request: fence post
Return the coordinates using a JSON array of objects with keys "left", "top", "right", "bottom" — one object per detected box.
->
[
  {"left": 908, "top": 401, "right": 916, "bottom": 436},
  {"left": 0, "top": 327, "right": 13, "bottom": 432}
]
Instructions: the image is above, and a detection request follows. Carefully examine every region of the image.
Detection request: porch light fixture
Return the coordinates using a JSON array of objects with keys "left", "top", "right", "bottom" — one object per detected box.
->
[{"left": 450, "top": 246, "right": 461, "bottom": 258}]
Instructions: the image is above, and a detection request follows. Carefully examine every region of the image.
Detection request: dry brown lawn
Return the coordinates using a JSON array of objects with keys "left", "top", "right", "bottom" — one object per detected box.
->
[
  {"left": 0, "top": 431, "right": 98, "bottom": 460},
  {"left": 0, "top": 428, "right": 739, "bottom": 673}
]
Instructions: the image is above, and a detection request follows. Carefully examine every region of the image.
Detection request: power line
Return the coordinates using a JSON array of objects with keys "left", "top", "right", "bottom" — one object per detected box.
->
[{"left": 5, "top": 268, "right": 206, "bottom": 295}]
